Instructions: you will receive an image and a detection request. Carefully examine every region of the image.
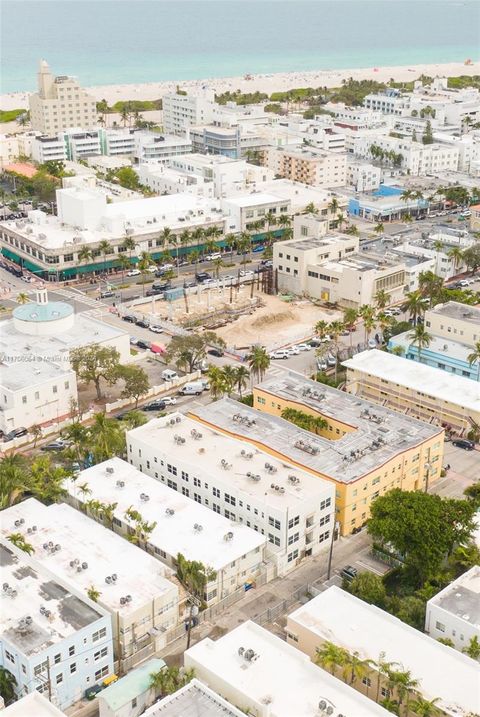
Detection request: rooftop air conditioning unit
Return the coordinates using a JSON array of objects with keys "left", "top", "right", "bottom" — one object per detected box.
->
[
  {"left": 106, "top": 467, "right": 114, "bottom": 475},
  {"left": 165, "top": 508, "right": 175, "bottom": 516},
  {"left": 140, "top": 493, "right": 150, "bottom": 501},
  {"left": 116, "top": 480, "right": 125, "bottom": 488},
  {"left": 193, "top": 523, "right": 203, "bottom": 532}
]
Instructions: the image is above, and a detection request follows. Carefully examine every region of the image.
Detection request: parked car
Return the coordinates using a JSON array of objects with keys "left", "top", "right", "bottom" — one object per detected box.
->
[
  {"left": 122, "top": 314, "right": 137, "bottom": 323},
  {"left": 41, "top": 439, "right": 71, "bottom": 451},
  {"left": 179, "top": 381, "right": 205, "bottom": 396},
  {"left": 126, "top": 269, "right": 141, "bottom": 277},
  {"left": 162, "top": 396, "right": 177, "bottom": 406},
  {"left": 288, "top": 346, "right": 300, "bottom": 355},
  {"left": 239, "top": 270, "right": 254, "bottom": 277},
  {"left": 4, "top": 427, "right": 28, "bottom": 442},
  {"left": 368, "top": 338, "right": 377, "bottom": 349},
  {"left": 452, "top": 439, "right": 475, "bottom": 450},
  {"left": 149, "top": 325, "right": 163, "bottom": 334},
  {"left": 269, "top": 350, "right": 290, "bottom": 360},
  {"left": 84, "top": 685, "right": 103, "bottom": 701},
  {"left": 260, "top": 259, "right": 273, "bottom": 267},
  {"left": 135, "top": 319, "right": 150, "bottom": 329},
  {"left": 327, "top": 354, "right": 337, "bottom": 367},
  {"left": 195, "top": 272, "right": 211, "bottom": 283},
  {"left": 340, "top": 565, "right": 358, "bottom": 582},
  {"left": 136, "top": 340, "right": 151, "bottom": 350},
  {"left": 295, "top": 343, "right": 311, "bottom": 352},
  {"left": 204, "top": 252, "right": 222, "bottom": 261},
  {"left": 100, "top": 290, "right": 114, "bottom": 298},
  {"left": 152, "top": 282, "right": 172, "bottom": 292},
  {"left": 317, "top": 359, "right": 328, "bottom": 371},
  {"left": 129, "top": 337, "right": 139, "bottom": 346},
  {"left": 143, "top": 400, "right": 167, "bottom": 411},
  {"left": 208, "top": 347, "right": 224, "bottom": 357}
]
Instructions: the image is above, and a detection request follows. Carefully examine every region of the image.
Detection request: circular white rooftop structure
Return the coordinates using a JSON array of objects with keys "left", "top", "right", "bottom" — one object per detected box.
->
[{"left": 13, "top": 289, "right": 75, "bottom": 335}]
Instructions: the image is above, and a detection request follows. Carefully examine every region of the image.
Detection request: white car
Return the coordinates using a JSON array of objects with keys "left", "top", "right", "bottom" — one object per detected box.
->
[
  {"left": 327, "top": 354, "right": 337, "bottom": 367},
  {"left": 239, "top": 270, "right": 254, "bottom": 277},
  {"left": 269, "top": 350, "right": 290, "bottom": 359},
  {"left": 20, "top": 275, "right": 33, "bottom": 283},
  {"left": 368, "top": 338, "right": 377, "bottom": 349},
  {"left": 295, "top": 343, "right": 311, "bottom": 352},
  {"left": 205, "top": 253, "right": 222, "bottom": 261},
  {"left": 288, "top": 346, "right": 300, "bottom": 355},
  {"left": 317, "top": 359, "right": 328, "bottom": 371},
  {"left": 149, "top": 325, "right": 163, "bottom": 334},
  {"left": 160, "top": 263, "right": 174, "bottom": 271},
  {"left": 162, "top": 396, "right": 177, "bottom": 406},
  {"left": 147, "top": 265, "right": 158, "bottom": 273},
  {"left": 126, "top": 269, "right": 141, "bottom": 277}
]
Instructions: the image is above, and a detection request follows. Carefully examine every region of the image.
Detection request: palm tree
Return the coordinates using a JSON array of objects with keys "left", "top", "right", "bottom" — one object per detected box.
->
[
  {"left": 16, "top": 292, "right": 29, "bottom": 304},
  {"left": 314, "top": 641, "right": 347, "bottom": 676},
  {"left": 342, "top": 308, "right": 358, "bottom": 349},
  {"left": 31, "top": 424, "right": 42, "bottom": 448},
  {"left": 419, "top": 270, "right": 443, "bottom": 308},
  {"left": 234, "top": 365, "right": 250, "bottom": 397},
  {"left": 120, "top": 106, "right": 129, "bottom": 127},
  {"left": 247, "top": 345, "right": 270, "bottom": 384},
  {"left": 78, "top": 246, "right": 92, "bottom": 276},
  {"left": 388, "top": 668, "right": 419, "bottom": 716},
  {"left": 207, "top": 365, "right": 227, "bottom": 399},
  {"left": 212, "top": 256, "right": 224, "bottom": 279},
  {"left": 328, "top": 320, "right": 344, "bottom": 382},
  {"left": 408, "top": 324, "right": 432, "bottom": 363},
  {"left": 0, "top": 453, "right": 30, "bottom": 509},
  {"left": 161, "top": 226, "right": 176, "bottom": 266},
  {"left": 462, "top": 634, "right": 480, "bottom": 660},
  {"left": 359, "top": 304, "right": 376, "bottom": 343},
  {"left": 374, "top": 288, "right": 390, "bottom": 311},
  {"left": 225, "top": 233, "right": 237, "bottom": 264},
  {"left": 328, "top": 197, "right": 339, "bottom": 216},
  {"left": 374, "top": 222, "right": 385, "bottom": 235},
  {"left": 138, "top": 250, "right": 153, "bottom": 297},
  {"left": 119, "top": 410, "right": 148, "bottom": 429},
  {"left": 237, "top": 232, "right": 252, "bottom": 265},
  {"left": 30, "top": 455, "right": 67, "bottom": 504},
  {"left": 221, "top": 365, "right": 238, "bottom": 397},
  {"left": 116, "top": 253, "right": 130, "bottom": 278},
  {"left": 410, "top": 696, "right": 441, "bottom": 716},
  {"left": 467, "top": 341, "right": 480, "bottom": 382},
  {"left": 314, "top": 319, "right": 330, "bottom": 340},
  {"left": 402, "top": 290, "right": 427, "bottom": 325},
  {"left": 89, "top": 412, "right": 125, "bottom": 463},
  {"left": 62, "top": 422, "right": 88, "bottom": 464},
  {"left": 0, "top": 666, "right": 17, "bottom": 706},
  {"left": 98, "top": 239, "right": 112, "bottom": 273},
  {"left": 77, "top": 482, "right": 92, "bottom": 501},
  {"left": 447, "top": 246, "right": 463, "bottom": 274},
  {"left": 149, "top": 665, "right": 195, "bottom": 699},
  {"left": 304, "top": 202, "right": 318, "bottom": 215},
  {"left": 87, "top": 585, "right": 101, "bottom": 602},
  {"left": 122, "top": 236, "right": 137, "bottom": 266},
  {"left": 176, "top": 553, "right": 216, "bottom": 648},
  {"left": 345, "top": 650, "right": 372, "bottom": 687},
  {"left": 7, "top": 532, "right": 35, "bottom": 555}
]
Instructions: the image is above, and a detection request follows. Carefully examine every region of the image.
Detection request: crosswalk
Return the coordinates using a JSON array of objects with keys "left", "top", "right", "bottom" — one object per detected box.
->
[{"left": 53, "top": 288, "right": 105, "bottom": 309}]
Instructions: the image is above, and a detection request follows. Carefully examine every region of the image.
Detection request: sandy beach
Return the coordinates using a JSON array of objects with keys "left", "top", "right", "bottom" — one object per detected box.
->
[{"left": 1, "top": 61, "right": 479, "bottom": 112}]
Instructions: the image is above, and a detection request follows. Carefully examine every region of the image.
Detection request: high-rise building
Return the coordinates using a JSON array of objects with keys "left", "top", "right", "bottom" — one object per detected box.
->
[{"left": 29, "top": 60, "right": 97, "bottom": 133}]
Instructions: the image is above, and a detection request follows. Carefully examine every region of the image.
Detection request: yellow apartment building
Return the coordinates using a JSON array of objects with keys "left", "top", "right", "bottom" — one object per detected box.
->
[
  {"left": 343, "top": 349, "right": 480, "bottom": 435},
  {"left": 189, "top": 372, "right": 444, "bottom": 536}
]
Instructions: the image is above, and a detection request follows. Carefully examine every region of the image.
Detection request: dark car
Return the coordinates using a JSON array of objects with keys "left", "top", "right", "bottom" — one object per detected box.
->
[
  {"left": 152, "top": 282, "right": 172, "bottom": 292},
  {"left": 136, "top": 340, "right": 151, "bottom": 350},
  {"left": 146, "top": 289, "right": 164, "bottom": 297},
  {"left": 143, "top": 400, "right": 166, "bottom": 411},
  {"left": 183, "top": 280, "right": 197, "bottom": 288},
  {"left": 122, "top": 314, "right": 137, "bottom": 323},
  {"left": 84, "top": 685, "right": 103, "bottom": 701},
  {"left": 195, "top": 272, "right": 211, "bottom": 283},
  {"left": 340, "top": 565, "right": 358, "bottom": 582},
  {"left": 135, "top": 319, "right": 150, "bottom": 329},
  {"left": 260, "top": 259, "right": 273, "bottom": 267},
  {"left": 155, "top": 269, "right": 169, "bottom": 278},
  {"left": 208, "top": 347, "right": 224, "bottom": 357},
  {"left": 4, "top": 427, "right": 28, "bottom": 442},
  {"left": 452, "top": 439, "right": 475, "bottom": 451},
  {"left": 41, "top": 439, "right": 70, "bottom": 451}
]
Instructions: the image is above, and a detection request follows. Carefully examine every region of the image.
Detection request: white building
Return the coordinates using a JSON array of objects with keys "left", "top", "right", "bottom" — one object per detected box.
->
[
  {"left": 265, "top": 145, "right": 347, "bottom": 187},
  {"left": 0, "top": 289, "right": 130, "bottom": 433},
  {"left": 352, "top": 134, "right": 459, "bottom": 176},
  {"left": 66, "top": 458, "right": 267, "bottom": 605},
  {"left": 98, "top": 657, "right": 165, "bottom": 717},
  {"left": 31, "top": 134, "right": 67, "bottom": 164},
  {"left": 3, "top": 691, "right": 68, "bottom": 716},
  {"left": 143, "top": 679, "right": 246, "bottom": 717},
  {"left": 162, "top": 89, "right": 215, "bottom": 136},
  {"left": 346, "top": 159, "right": 381, "bottom": 192},
  {"left": 221, "top": 192, "right": 290, "bottom": 233},
  {"left": 363, "top": 88, "right": 410, "bottom": 115},
  {"left": 29, "top": 60, "right": 97, "bottom": 134},
  {"left": 133, "top": 132, "right": 192, "bottom": 164},
  {"left": 184, "top": 619, "right": 391, "bottom": 717},
  {"left": 286, "top": 586, "right": 480, "bottom": 717},
  {"left": 425, "top": 301, "right": 480, "bottom": 349},
  {"left": 0, "top": 540, "right": 113, "bottom": 710},
  {"left": 425, "top": 567, "right": 480, "bottom": 654},
  {"left": 127, "top": 414, "right": 335, "bottom": 575},
  {"left": 0, "top": 500, "right": 179, "bottom": 667}
]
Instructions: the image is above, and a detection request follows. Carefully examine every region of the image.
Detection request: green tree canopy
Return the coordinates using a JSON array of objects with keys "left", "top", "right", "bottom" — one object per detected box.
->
[
  {"left": 70, "top": 344, "right": 121, "bottom": 400},
  {"left": 118, "top": 364, "right": 150, "bottom": 407},
  {"left": 165, "top": 332, "right": 225, "bottom": 373}
]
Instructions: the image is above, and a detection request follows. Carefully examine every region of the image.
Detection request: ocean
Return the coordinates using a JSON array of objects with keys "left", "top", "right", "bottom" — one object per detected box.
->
[{"left": 1, "top": 0, "right": 479, "bottom": 94}]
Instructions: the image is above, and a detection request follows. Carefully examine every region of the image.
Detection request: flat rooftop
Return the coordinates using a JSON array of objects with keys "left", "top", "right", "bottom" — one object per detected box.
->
[
  {"left": 100, "top": 658, "right": 166, "bottom": 711},
  {"left": 191, "top": 374, "right": 442, "bottom": 484},
  {"left": 0, "top": 355, "right": 73, "bottom": 392},
  {"left": 3, "top": 692, "right": 67, "bottom": 717},
  {"left": 343, "top": 350, "right": 480, "bottom": 413},
  {"left": 321, "top": 252, "right": 404, "bottom": 273},
  {"left": 0, "top": 541, "right": 104, "bottom": 657},
  {"left": 252, "top": 179, "right": 341, "bottom": 212},
  {"left": 128, "top": 413, "right": 332, "bottom": 507},
  {"left": 185, "top": 620, "right": 390, "bottom": 717},
  {"left": 0, "top": 500, "right": 176, "bottom": 618},
  {"left": 427, "top": 301, "right": 480, "bottom": 326},
  {"left": 390, "top": 332, "right": 475, "bottom": 365},
  {"left": 222, "top": 192, "right": 286, "bottom": 208},
  {"left": 287, "top": 587, "right": 480, "bottom": 717},
  {"left": 144, "top": 679, "right": 246, "bottom": 717},
  {"left": 66, "top": 458, "right": 265, "bottom": 572},
  {"left": 428, "top": 566, "right": 480, "bottom": 629},
  {"left": 281, "top": 233, "right": 355, "bottom": 253}
]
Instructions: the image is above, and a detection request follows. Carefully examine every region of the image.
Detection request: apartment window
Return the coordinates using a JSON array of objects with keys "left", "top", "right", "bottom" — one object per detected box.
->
[
  {"left": 288, "top": 532, "right": 299, "bottom": 545},
  {"left": 22, "top": 395, "right": 27, "bottom": 404},
  {"left": 287, "top": 549, "right": 299, "bottom": 563},
  {"left": 268, "top": 533, "right": 280, "bottom": 546},
  {"left": 53, "top": 385, "right": 58, "bottom": 394},
  {"left": 319, "top": 530, "right": 330, "bottom": 543},
  {"left": 56, "top": 674, "right": 63, "bottom": 685},
  {"left": 319, "top": 514, "right": 330, "bottom": 527},
  {"left": 34, "top": 391, "right": 40, "bottom": 400},
  {"left": 225, "top": 493, "right": 236, "bottom": 506},
  {"left": 362, "top": 677, "right": 372, "bottom": 687},
  {"left": 70, "top": 663, "right": 77, "bottom": 674},
  {"left": 54, "top": 653, "right": 61, "bottom": 664},
  {"left": 213, "top": 487, "right": 220, "bottom": 498},
  {"left": 435, "top": 621, "right": 445, "bottom": 633},
  {"left": 268, "top": 516, "right": 281, "bottom": 530},
  {"left": 64, "top": 381, "right": 69, "bottom": 390},
  {"left": 167, "top": 464, "right": 177, "bottom": 476},
  {"left": 381, "top": 688, "right": 390, "bottom": 698},
  {"left": 181, "top": 471, "right": 189, "bottom": 481},
  {"left": 34, "top": 661, "right": 48, "bottom": 677},
  {"left": 94, "top": 647, "right": 108, "bottom": 661},
  {"left": 92, "top": 627, "right": 107, "bottom": 642},
  {"left": 213, "top": 503, "right": 221, "bottom": 513},
  {"left": 320, "top": 497, "right": 331, "bottom": 510},
  {"left": 167, "top": 479, "right": 177, "bottom": 491},
  {"left": 182, "top": 486, "right": 190, "bottom": 497},
  {"left": 194, "top": 492, "right": 202, "bottom": 503},
  {"left": 68, "top": 645, "right": 75, "bottom": 657},
  {"left": 95, "top": 665, "right": 109, "bottom": 681},
  {"left": 5, "top": 650, "right": 15, "bottom": 664},
  {"left": 288, "top": 515, "right": 300, "bottom": 529},
  {"left": 37, "top": 683, "right": 48, "bottom": 695},
  {"left": 193, "top": 477, "right": 201, "bottom": 487},
  {"left": 225, "top": 509, "right": 236, "bottom": 521}
]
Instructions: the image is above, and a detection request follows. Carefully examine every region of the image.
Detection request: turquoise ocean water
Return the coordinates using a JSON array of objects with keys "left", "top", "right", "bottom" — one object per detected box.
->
[{"left": 1, "top": 0, "right": 479, "bottom": 94}]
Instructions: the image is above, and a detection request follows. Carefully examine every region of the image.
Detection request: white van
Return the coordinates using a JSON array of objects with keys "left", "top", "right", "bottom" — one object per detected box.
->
[
  {"left": 162, "top": 369, "right": 178, "bottom": 382},
  {"left": 179, "top": 381, "right": 204, "bottom": 396}
]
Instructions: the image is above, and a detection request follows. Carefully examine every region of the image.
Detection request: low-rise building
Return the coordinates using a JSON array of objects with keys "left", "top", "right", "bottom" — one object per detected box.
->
[
  {"left": 387, "top": 332, "right": 479, "bottom": 381},
  {"left": 346, "top": 159, "right": 381, "bottom": 192},
  {"left": 343, "top": 349, "right": 480, "bottom": 434},
  {"left": 347, "top": 184, "right": 428, "bottom": 221},
  {"left": 352, "top": 134, "right": 459, "bottom": 176},
  {"left": 470, "top": 203, "right": 480, "bottom": 232},
  {"left": 265, "top": 145, "right": 347, "bottom": 187},
  {"left": 126, "top": 413, "right": 335, "bottom": 575},
  {"left": 143, "top": 679, "right": 246, "bottom": 717},
  {"left": 3, "top": 691, "right": 67, "bottom": 716},
  {"left": 98, "top": 657, "right": 165, "bottom": 717},
  {"left": 0, "top": 540, "right": 113, "bottom": 709},
  {"left": 65, "top": 458, "right": 267, "bottom": 605},
  {"left": 425, "top": 567, "right": 480, "bottom": 654},
  {"left": 363, "top": 88, "right": 410, "bottom": 116},
  {"left": 133, "top": 132, "right": 192, "bottom": 164},
  {"left": 184, "top": 619, "right": 390, "bottom": 717},
  {"left": 221, "top": 192, "right": 290, "bottom": 233},
  {"left": 424, "top": 302, "right": 480, "bottom": 350},
  {"left": 188, "top": 124, "right": 265, "bottom": 159},
  {"left": 0, "top": 500, "right": 179, "bottom": 668},
  {"left": 190, "top": 374, "right": 444, "bottom": 536},
  {"left": 286, "top": 586, "right": 480, "bottom": 717}
]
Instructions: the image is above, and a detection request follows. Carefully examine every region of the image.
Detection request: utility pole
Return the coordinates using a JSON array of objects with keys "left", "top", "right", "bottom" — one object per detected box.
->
[
  {"left": 46, "top": 655, "right": 52, "bottom": 702},
  {"left": 326, "top": 520, "right": 340, "bottom": 581}
]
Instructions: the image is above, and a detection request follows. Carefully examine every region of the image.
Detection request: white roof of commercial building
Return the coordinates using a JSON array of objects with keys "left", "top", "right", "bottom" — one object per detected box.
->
[
  {"left": 128, "top": 414, "right": 333, "bottom": 509},
  {"left": 222, "top": 192, "right": 286, "bottom": 208},
  {"left": 0, "top": 540, "right": 105, "bottom": 657},
  {"left": 3, "top": 692, "right": 67, "bottom": 717},
  {"left": 254, "top": 179, "right": 343, "bottom": 212},
  {"left": 0, "top": 354, "right": 74, "bottom": 392},
  {"left": 426, "top": 301, "right": 480, "bottom": 326},
  {"left": 0, "top": 500, "right": 177, "bottom": 618},
  {"left": 427, "top": 566, "right": 480, "bottom": 631},
  {"left": 343, "top": 350, "right": 480, "bottom": 413},
  {"left": 66, "top": 458, "right": 266, "bottom": 571},
  {"left": 390, "top": 332, "right": 475, "bottom": 365},
  {"left": 144, "top": 679, "right": 246, "bottom": 717},
  {"left": 288, "top": 587, "right": 480, "bottom": 717},
  {"left": 185, "top": 620, "right": 390, "bottom": 717}
]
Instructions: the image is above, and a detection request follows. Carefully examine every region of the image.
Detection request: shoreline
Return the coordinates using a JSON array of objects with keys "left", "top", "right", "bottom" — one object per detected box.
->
[{"left": 1, "top": 61, "right": 479, "bottom": 111}]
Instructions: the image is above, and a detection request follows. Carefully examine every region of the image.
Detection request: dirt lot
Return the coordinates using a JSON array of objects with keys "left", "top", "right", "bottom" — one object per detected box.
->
[{"left": 214, "top": 293, "right": 340, "bottom": 350}]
